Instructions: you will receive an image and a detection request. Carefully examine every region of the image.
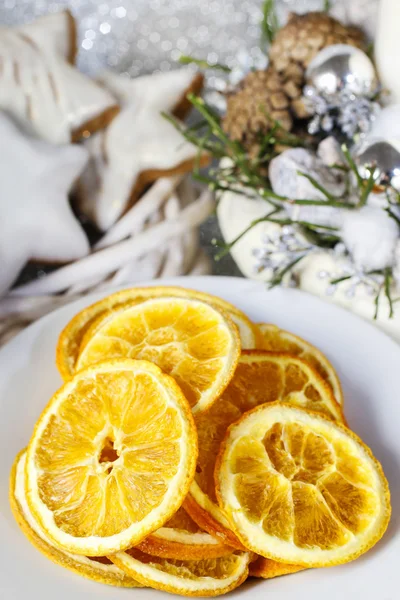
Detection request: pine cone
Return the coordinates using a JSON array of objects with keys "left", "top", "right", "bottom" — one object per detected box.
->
[
  {"left": 269, "top": 12, "right": 366, "bottom": 117},
  {"left": 222, "top": 68, "right": 294, "bottom": 158}
]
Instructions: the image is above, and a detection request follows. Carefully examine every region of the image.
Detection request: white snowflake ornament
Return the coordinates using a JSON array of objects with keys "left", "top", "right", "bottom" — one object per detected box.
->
[{"left": 0, "top": 113, "right": 89, "bottom": 295}]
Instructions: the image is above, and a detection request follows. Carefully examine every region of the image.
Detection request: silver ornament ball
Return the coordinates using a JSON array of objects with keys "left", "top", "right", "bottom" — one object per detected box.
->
[
  {"left": 306, "top": 44, "right": 378, "bottom": 98},
  {"left": 353, "top": 138, "right": 400, "bottom": 192}
]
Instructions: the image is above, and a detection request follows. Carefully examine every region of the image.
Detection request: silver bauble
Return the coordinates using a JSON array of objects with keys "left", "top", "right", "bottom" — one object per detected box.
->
[
  {"left": 306, "top": 44, "right": 378, "bottom": 98},
  {"left": 353, "top": 138, "right": 400, "bottom": 192}
]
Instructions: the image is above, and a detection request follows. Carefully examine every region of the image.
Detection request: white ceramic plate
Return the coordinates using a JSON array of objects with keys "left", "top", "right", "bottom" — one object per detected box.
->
[{"left": 0, "top": 276, "right": 399, "bottom": 599}]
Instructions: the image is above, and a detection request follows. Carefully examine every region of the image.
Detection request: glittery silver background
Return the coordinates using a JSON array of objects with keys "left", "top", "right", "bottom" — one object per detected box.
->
[
  {"left": 0, "top": 0, "right": 379, "bottom": 276},
  {"left": 0, "top": 1, "right": 333, "bottom": 77}
]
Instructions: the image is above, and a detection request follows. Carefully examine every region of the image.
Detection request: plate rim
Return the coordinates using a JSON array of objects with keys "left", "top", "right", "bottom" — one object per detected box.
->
[{"left": 2, "top": 275, "right": 400, "bottom": 358}]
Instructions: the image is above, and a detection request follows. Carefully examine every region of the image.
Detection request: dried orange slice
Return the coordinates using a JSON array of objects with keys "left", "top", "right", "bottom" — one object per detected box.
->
[
  {"left": 136, "top": 507, "right": 232, "bottom": 560},
  {"left": 110, "top": 548, "right": 251, "bottom": 596},
  {"left": 184, "top": 494, "right": 245, "bottom": 551},
  {"left": 10, "top": 450, "right": 142, "bottom": 588},
  {"left": 219, "top": 351, "right": 344, "bottom": 422},
  {"left": 57, "top": 286, "right": 255, "bottom": 380},
  {"left": 249, "top": 556, "right": 304, "bottom": 579},
  {"left": 215, "top": 403, "right": 391, "bottom": 567},
  {"left": 78, "top": 305, "right": 255, "bottom": 360},
  {"left": 25, "top": 359, "right": 197, "bottom": 556},
  {"left": 257, "top": 323, "right": 343, "bottom": 405},
  {"left": 76, "top": 297, "right": 240, "bottom": 414},
  {"left": 186, "top": 350, "right": 344, "bottom": 548},
  {"left": 225, "top": 312, "right": 257, "bottom": 350}
]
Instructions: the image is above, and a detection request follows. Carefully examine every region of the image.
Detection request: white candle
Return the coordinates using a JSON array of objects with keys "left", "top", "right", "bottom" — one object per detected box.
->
[{"left": 375, "top": 0, "right": 400, "bottom": 104}]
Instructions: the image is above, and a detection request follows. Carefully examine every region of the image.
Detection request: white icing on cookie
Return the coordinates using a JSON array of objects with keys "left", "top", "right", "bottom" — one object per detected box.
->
[
  {"left": 0, "top": 113, "right": 89, "bottom": 295},
  {"left": 0, "top": 11, "right": 118, "bottom": 144},
  {"left": 78, "top": 68, "right": 205, "bottom": 231},
  {"left": 10, "top": 189, "right": 214, "bottom": 296}
]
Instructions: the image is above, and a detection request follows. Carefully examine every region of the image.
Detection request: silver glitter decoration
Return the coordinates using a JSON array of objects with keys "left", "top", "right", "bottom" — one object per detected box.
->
[
  {"left": 318, "top": 245, "right": 384, "bottom": 298},
  {"left": 252, "top": 225, "right": 315, "bottom": 282},
  {"left": 0, "top": 0, "right": 273, "bottom": 78},
  {"left": 304, "top": 85, "right": 380, "bottom": 139},
  {"left": 0, "top": 1, "right": 371, "bottom": 79},
  {"left": 304, "top": 44, "right": 380, "bottom": 139}
]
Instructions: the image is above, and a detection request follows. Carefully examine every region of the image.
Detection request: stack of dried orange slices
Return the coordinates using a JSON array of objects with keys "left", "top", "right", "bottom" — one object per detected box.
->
[{"left": 10, "top": 286, "right": 391, "bottom": 596}]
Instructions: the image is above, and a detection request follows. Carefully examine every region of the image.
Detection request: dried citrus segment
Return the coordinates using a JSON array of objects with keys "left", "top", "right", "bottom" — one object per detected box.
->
[
  {"left": 186, "top": 350, "right": 344, "bottom": 549},
  {"left": 79, "top": 307, "right": 256, "bottom": 361},
  {"left": 56, "top": 286, "right": 254, "bottom": 380},
  {"left": 249, "top": 556, "right": 304, "bottom": 579},
  {"left": 215, "top": 403, "right": 391, "bottom": 567},
  {"left": 10, "top": 451, "right": 142, "bottom": 588},
  {"left": 25, "top": 359, "right": 197, "bottom": 556},
  {"left": 76, "top": 297, "right": 240, "bottom": 414},
  {"left": 257, "top": 324, "right": 343, "bottom": 405},
  {"left": 136, "top": 507, "right": 232, "bottom": 560},
  {"left": 219, "top": 351, "right": 343, "bottom": 421},
  {"left": 111, "top": 548, "right": 251, "bottom": 596}
]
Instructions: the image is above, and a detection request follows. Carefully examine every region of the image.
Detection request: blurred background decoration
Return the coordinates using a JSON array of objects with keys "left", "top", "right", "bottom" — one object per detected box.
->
[
  {"left": 0, "top": 1, "right": 378, "bottom": 77},
  {"left": 3, "top": 0, "right": 398, "bottom": 346}
]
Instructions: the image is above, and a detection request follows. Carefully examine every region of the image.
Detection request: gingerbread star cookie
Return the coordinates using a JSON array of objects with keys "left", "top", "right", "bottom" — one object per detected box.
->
[
  {"left": 78, "top": 68, "right": 208, "bottom": 231},
  {"left": 0, "top": 113, "right": 90, "bottom": 296},
  {"left": 0, "top": 11, "right": 119, "bottom": 145}
]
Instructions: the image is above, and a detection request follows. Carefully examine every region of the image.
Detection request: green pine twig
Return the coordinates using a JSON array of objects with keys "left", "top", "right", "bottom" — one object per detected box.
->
[
  {"left": 178, "top": 55, "right": 231, "bottom": 73},
  {"left": 192, "top": 173, "right": 255, "bottom": 198},
  {"left": 366, "top": 42, "right": 374, "bottom": 61},
  {"left": 261, "top": 0, "right": 279, "bottom": 45},
  {"left": 187, "top": 94, "right": 255, "bottom": 181},
  {"left": 374, "top": 286, "right": 381, "bottom": 320},
  {"left": 297, "top": 170, "right": 336, "bottom": 202},
  {"left": 329, "top": 275, "right": 353, "bottom": 285},
  {"left": 330, "top": 163, "right": 350, "bottom": 173},
  {"left": 261, "top": 108, "right": 309, "bottom": 148},
  {"left": 268, "top": 255, "right": 305, "bottom": 288},
  {"left": 323, "top": 0, "right": 332, "bottom": 12},
  {"left": 161, "top": 111, "right": 226, "bottom": 157},
  {"left": 386, "top": 207, "right": 400, "bottom": 227},
  {"left": 384, "top": 268, "right": 394, "bottom": 319},
  {"left": 214, "top": 209, "right": 280, "bottom": 260},
  {"left": 294, "top": 198, "right": 354, "bottom": 209},
  {"left": 341, "top": 144, "right": 364, "bottom": 190},
  {"left": 358, "top": 166, "right": 376, "bottom": 207}
]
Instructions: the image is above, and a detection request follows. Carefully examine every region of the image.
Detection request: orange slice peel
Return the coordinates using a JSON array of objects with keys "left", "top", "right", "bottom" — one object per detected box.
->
[
  {"left": 56, "top": 286, "right": 255, "bottom": 380},
  {"left": 136, "top": 507, "right": 233, "bottom": 560},
  {"left": 10, "top": 450, "right": 142, "bottom": 588},
  {"left": 110, "top": 547, "right": 251, "bottom": 596},
  {"left": 215, "top": 403, "right": 391, "bottom": 567},
  {"left": 25, "top": 358, "right": 198, "bottom": 556},
  {"left": 257, "top": 323, "right": 343, "bottom": 405}
]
